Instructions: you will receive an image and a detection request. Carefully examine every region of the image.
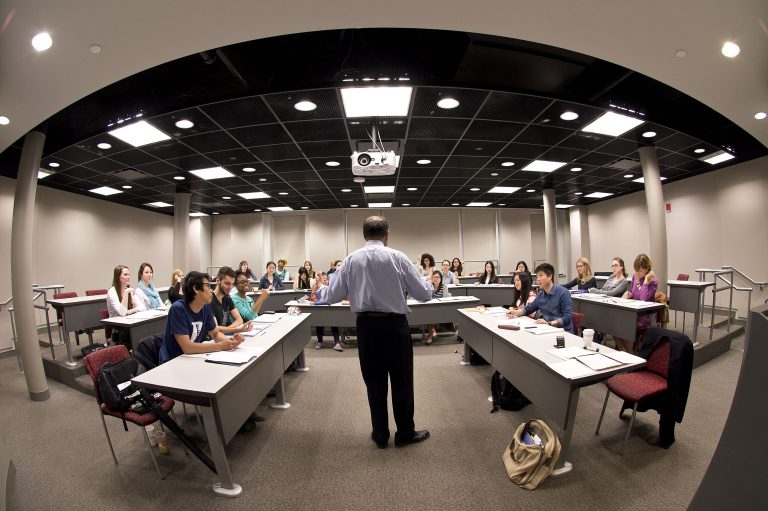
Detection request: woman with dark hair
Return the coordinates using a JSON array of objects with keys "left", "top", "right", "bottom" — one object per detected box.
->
[
  {"left": 106, "top": 265, "right": 145, "bottom": 346},
  {"left": 239, "top": 260, "right": 255, "bottom": 280},
  {"left": 296, "top": 267, "right": 312, "bottom": 290},
  {"left": 589, "top": 257, "right": 629, "bottom": 297},
  {"left": 477, "top": 260, "right": 499, "bottom": 285},
  {"left": 451, "top": 257, "right": 463, "bottom": 277},
  {"left": 135, "top": 262, "right": 163, "bottom": 309},
  {"left": 510, "top": 271, "right": 537, "bottom": 317},
  {"left": 426, "top": 270, "right": 447, "bottom": 343},
  {"left": 515, "top": 260, "right": 529, "bottom": 274},
  {"left": 258, "top": 261, "right": 285, "bottom": 290},
  {"left": 419, "top": 253, "right": 436, "bottom": 277}
]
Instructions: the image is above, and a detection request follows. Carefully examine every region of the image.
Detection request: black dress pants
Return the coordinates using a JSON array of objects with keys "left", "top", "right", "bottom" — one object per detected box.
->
[{"left": 356, "top": 314, "right": 415, "bottom": 443}]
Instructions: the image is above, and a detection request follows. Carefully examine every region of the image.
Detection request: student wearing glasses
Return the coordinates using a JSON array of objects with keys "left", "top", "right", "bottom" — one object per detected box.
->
[
  {"left": 451, "top": 257, "right": 463, "bottom": 277},
  {"left": 589, "top": 257, "right": 630, "bottom": 297},
  {"left": 231, "top": 270, "right": 271, "bottom": 321},
  {"left": 439, "top": 259, "right": 457, "bottom": 285},
  {"left": 419, "top": 253, "right": 436, "bottom": 277},
  {"left": 563, "top": 257, "right": 596, "bottom": 291}
]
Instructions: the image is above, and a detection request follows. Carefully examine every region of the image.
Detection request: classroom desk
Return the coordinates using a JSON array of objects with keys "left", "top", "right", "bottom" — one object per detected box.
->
[
  {"left": 283, "top": 296, "right": 481, "bottom": 328},
  {"left": 448, "top": 284, "right": 515, "bottom": 306},
  {"left": 246, "top": 289, "right": 307, "bottom": 312},
  {"left": 457, "top": 275, "right": 514, "bottom": 285},
  {"left": 455, "top": 308, "right": 645, "bottom": 472},
  {"left": 101, "top": 308, "right": 168, "bottom": 351},
  {"left": 667, "top": 280, "right": 714, "bottom": 341},
  {"left": 132, "top": 313, "right": 311, "bottom": 497},
  {"left": 594, "top": 275, "right": 608, "bottom": 289},
  {"left": 48, "top": 294, "right": 110, "bottom": 366},
  {"left": 571, "top": 294, "right": 665, "bottom": 340}
]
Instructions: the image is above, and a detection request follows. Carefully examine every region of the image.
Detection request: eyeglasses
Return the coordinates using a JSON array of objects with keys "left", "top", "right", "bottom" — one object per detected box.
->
[
  {"left": 236, "top": 280, "right": 249, "bottom": 285},
  {"left": 610, "top": 263, "right": 620, "bottom": 267}
]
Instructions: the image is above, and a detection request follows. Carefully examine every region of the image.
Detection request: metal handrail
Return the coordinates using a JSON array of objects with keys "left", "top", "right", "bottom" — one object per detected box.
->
[
  {"left": 721, "top": 266, "right": 767, "bottom": 290},
  {"left": 0, "top": 296, "right": 23, "bottom": 373},
  {"left": 709, "top": 270, "right": 735, "bottom": 340}
]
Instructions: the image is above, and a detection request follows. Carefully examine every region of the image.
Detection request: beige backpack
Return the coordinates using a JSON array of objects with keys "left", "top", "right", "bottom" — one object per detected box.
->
[{"left": 502, "top": 419, "right": 561, "bottom": 490}]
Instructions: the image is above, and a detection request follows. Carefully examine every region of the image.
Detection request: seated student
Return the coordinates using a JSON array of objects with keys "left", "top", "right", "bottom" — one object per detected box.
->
[
  {"left": 258, "top": 261, "right": 285, "bottom": 290},
  {"left": 208, "top": 266, "right": 253, "bottom": 336},
  {"left": 295, "top": 267, "right": 312, "bottom": 290},
  {"left": 507, "top": 262, "right": 574, "bottom": 333},
  {"left": 275, "top": 258, "right": 290, "bottom": 282},
  {"left": 451, "top": 257, "right": 464, "bottom": 277},
  {"left": 158, "top": 271, "right": 243, "bottom": 364},
  {"left": 134, "top": 262, "right": 163, "bottom": 310},
  {"left": 327, "top": 259, "right": 342, "bottom": 276},
  {"left": 231, "top": 270, "right": 271, "bottom": 321},
  {"left": 477, "top": 260, "right": 499, "bottom": 285},
  {"left": 311, "top": 271, "right": 342, "bottom": 352},
  {"left": 510, "top": 271, "right": 537, "bottom": 314},
  {"left": 589, "top": 257, "right": 630, "bottom": 297},
  {"left": 239, "top": 260, "right": 255, "bottom": 280},
  {"left": 426, "top": 270, "right": 447, "bottom": 344},
  {"left": 106, "top": 265, "right": 146, "bottom": 347},
  {"left": 515, "top": 260, "right": 530, "bottom": 275},
  {"left": 563, "top": 257, "right": 596, "bottom": 291},
  {"left": 439, "top": 259, "right": 457, "bottom": 285},
  {"left": 419, "top": 253, "right": 436, "bottom": 277},
  {"left": 168, "top": 268, "right": 184, "bottom": 304},
  {"left": 614, "top": 253, "right": 659, "bottom": 353},
  {"left": 303, "top": 260, "right": 316, "bottom": 280}
]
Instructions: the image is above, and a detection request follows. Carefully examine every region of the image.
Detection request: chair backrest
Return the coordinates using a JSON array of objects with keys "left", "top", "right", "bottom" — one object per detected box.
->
[
  {"left": 676, "top": 273, "right": 690, "bottom": 281},
  {"left": 99, "top": 308, "right": 112, "bottom": 339},
  {"left": 646, "top": 339, "right": 670, "bottom": 378},
  {"left": 83, "top": 345, "right": 130, "bottom": 404},
  {"left": 53, "top": 292, "right": 78, "bottom": 322},
  {"left": 85, "top": 289, "right": 108, "bottom": 296},
  {"left": 134, "top": 334, "right": 164, "bottom": 373},
  {"left": 572, "top": 312, "right": 584, "bottom": 334}
]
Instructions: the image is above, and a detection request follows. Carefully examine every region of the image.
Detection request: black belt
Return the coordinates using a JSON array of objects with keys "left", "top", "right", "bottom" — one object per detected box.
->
[{"left": 357, "top": 311, "right": 404, "bottom": 318}]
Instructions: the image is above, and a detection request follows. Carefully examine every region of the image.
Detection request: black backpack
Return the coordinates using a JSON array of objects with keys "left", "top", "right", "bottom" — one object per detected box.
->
[
  {"left": 97, "top": 358, "right": 148, "bottom": 429},
  {"left": 490, "top": 370, "right": 531, "bottom": 412}
]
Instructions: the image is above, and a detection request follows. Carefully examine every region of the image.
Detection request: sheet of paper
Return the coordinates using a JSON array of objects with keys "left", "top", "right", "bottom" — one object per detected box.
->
[
  {"left": 523, "top": 324, "right": 564, "bottom": 335},
  {"left": 206, "top": 344, "right": 269, "bottom": 364},
  {"left": 575, "top": 353, "right": 624, "bottom": 371},
  {"left": 546, "top": 346, "right": 589, "bottom": 360},
  {"left": 601, "top": 350, "right": 646, "bottom": 364},
  {"left": 485, "top": 306, "right": 509, "bottom": 316},
  {"left": 547, "top": 359, "right": 596, "bottom": 379},
  {"left": 253, "top": 313, "right": 282, "bottom": 323}
]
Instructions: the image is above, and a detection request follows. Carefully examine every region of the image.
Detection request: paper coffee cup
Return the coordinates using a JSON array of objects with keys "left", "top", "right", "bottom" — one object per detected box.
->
[
  {"left": 145, "top": 425, "right": 157, "bottom": 446},
  {"left": 583, "top": 328, "right": 595, "bottom": 348}
]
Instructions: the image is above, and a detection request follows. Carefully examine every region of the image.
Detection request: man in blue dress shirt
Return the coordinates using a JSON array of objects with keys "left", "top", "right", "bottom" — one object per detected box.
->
[
  {"left": 318, "top": 216, "right": 433, "bottom": 448},
  {"left": 507, "top": 262, "right": 574, "bottom": 333}
]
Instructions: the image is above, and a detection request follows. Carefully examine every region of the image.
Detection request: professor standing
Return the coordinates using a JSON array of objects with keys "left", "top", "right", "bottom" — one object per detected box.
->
[{"left": 318, "top": 216, "right": 433, "bottom": 448}]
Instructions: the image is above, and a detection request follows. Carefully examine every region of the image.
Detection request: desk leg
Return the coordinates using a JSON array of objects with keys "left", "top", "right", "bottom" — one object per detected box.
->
[
  {"left": 460, "top": 342, "right": 471, "bottom": 366},
  {"left": 59, "top": 326, "right": 77, "bottom": 367},
  {"left": 270, "top": 378, "right": 291, "bottom": 409},
  {"left": 551, "top": 387, "right": 579, "bottom": 475},
  {"left": 294, "top": 350, "right": 309, "bottom": 372},
  {"left": 200, "top": 404, "right": 242, "bottom": 497}
]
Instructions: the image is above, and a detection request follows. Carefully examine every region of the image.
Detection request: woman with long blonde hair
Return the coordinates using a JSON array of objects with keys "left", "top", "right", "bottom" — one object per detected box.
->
[{"left": 564, "top": 257, "right": 596, "bottom": 290}]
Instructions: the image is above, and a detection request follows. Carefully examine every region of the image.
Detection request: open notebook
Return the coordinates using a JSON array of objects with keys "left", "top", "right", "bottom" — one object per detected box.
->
[{"left": 205, "top": 345, "right": 269, "bottom": 365}]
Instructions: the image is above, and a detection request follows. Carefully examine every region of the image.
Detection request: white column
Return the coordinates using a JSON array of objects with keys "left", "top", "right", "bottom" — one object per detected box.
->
[
  {"left": 638, "top": 146, "right": 668, "bottom": 290},
  {"left": 12, "top": 130, "right": 50, "bottom": 401},
  {"left": 173, "top": 193, "right": 190, "bottom": 271},
  {"left": 569, "top": 205, "right": 590, "bottom": 260},
  {"left": 542, "top": 189, "right": 558, "bottom": 275}
]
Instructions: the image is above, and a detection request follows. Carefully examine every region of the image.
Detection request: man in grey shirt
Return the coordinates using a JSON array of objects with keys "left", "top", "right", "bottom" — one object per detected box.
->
[{"left": 318, "top": 216, "right": 433, "bottom": 448}]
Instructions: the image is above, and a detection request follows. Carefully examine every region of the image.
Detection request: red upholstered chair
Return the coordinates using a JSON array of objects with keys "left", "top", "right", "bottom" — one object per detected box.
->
[
  {"left": 53, "top": 291, "right": 81, "bottom": 345},
  {"left": 673, "top": 274, "right": 690, "bottom": 328},
  {"left": 572, "top": 312, "right": 584, "bottom": 335},
  {"left": 594, "top": 340, "right": 670, "bottom": 454},
  {"left": 676, "top": 273, "right": 690, "bottom": 281},
  {"left": 85, "top": 289, "right": 108, "bottom": 296},
  {"left": 83, "top": 345, "right": 176, "bottom": 479}
]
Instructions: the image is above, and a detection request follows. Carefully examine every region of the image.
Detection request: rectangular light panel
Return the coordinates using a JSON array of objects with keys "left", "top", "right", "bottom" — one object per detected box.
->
[
  {"left": 189, "top": 166, "right": 235, "bottom": 180},
  {"left": 89, "top": 186, "right": 122, "bottom": 196},
  {"left": 364, "top": 185, "right": 395, "bottom": 194},
  {"left": 37, "top": 170, "right": 51, "bottom": 179},
  {"left": 341, "top": 87, "right": 413, "bottom": 117},
  {"left": 632, "top": 176, "right": 667, "bottom": 184},
  {"left": 584, "top": 192, "right": 614, "bottom": 199},
  {"left": 522, "top": 160, "right": 567, "bottom": 173},
  {"left": 581, "top": 111, "right": 644, "bottom": 137},
  {"left": 238, "top": 191, "right": 270, "bottom": 200},
  {"left": 367, "top": 202, "right": 392, "bottom": 208},
  {"left": 108, "top": 120, "right": 171, "bottom": 147},
  {"left": 488, "top": 186, "right": 521, "bottom": 194},
  {"left": 268, "top": 206, "right": 293, "bottom": 212},
  {"left": 146, "top": 201, "right": 173, "bottom": 208},
  {"left": 701, "top": 151, "right": 735, "bottom": 165},
  {"left": 467, "top": 202, "right": 491, "bottom": 207},
  {"left": 555, "top": 204, "right": 575, "bottom": 209},
  {"left": 189, "top": 212, "right": 209, "bottom": 217}
]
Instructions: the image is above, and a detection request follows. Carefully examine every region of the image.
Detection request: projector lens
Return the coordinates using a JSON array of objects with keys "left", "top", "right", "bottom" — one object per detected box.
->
[{"left": 357, "top": 153, "right": 371, "bottom": 166}]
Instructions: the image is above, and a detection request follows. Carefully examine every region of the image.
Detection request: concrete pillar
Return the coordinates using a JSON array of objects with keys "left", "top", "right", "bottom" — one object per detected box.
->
[
  {"left": 173, "top": 192, "right": 190, "bottom": 271},
  {"left": 12, "top": 130, "right": 50, "bottom": 401},
  {"left": 569, "top": 205, "right": 590, "bottom": 261},
  {"left": 542, "top": 189, "right": 558, "bottom": 275},
  {"left": 638, "top": 145, "right": 668, "bottom": 290}
]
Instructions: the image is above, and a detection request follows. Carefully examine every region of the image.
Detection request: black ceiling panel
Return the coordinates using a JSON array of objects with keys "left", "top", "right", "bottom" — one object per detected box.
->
[
  {"left": 199, "top": 96, "right": 277, "bottom": 128},
  {"left": 229, "top": 124, "right": 293, "bottom": 147},
  {"left": 515, "top": 125, "right": 573, "bottom": 146},
  {"left": 250, "top": 143, "right": 304, "bottom": 161},
  {"left": 408, "top": 118, "right": 471, "bottom": 139},
  {"left": 478, "top": 92, "right": 552, "bottom": 123},
  {"left": 463, "top": 120, "right": 525, "bottom": 142},
  {"left": 284, "top": 119, "right": 348, "bottom": 142},
  {"left": 264, "top": 89, "right": 343, "bottom": 121}
]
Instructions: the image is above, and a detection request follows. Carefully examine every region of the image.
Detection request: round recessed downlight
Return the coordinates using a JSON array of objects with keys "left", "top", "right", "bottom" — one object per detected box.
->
[
  {"left": 341, "top": 188, "right": 351, "bottom": 192},
  {"left": 259, "top": 178, "right": 267, "bottom": 182},
  {"left": 212, "top": 212, "right": 220, "bottom": 215},
  {"left": 301, "top": 206, "right": 309, "bottom": 210},
  {"left": 48, "top": 162, "right": 60, "bottom": 168},
  {"left": 407, "top": 187, "right": 417, "bottom": 191},
  {"left": 325, "top": 161, "right": 340, "bottom": 167},
  {"left": 294, "top": 100, "right": 317, "bottom": 111},
  {"left": 243, "top": 167, "right": 255, "bottom": 172},
  {"left": 402, "top": 203, "right": 410, "bottom": 206},
  {"left": 501, "top": 162, "right": 515, "bottom": 167},
  {"left": 122, "top": 185, "right": 132, "bottom": 189},
  {"left": 575, "top": 192, "right": 583, "bottom": 195},
  {"left": 222, "top": 196, "right": 231, "bottom": 200},
  {"left": 755, "top": 112, "right": 767, "bottom": 120},
  {"left": 498, "top": 203, "right": 506, "bottom": 206},
  {"left": 174, "top": 176, "right": 185, "bottom": 181},
  {"left": 350, "top": 204, "right": 358, "bottom": 207},
  {"left": 490, "top": 172, "right": 498, "bottom": 177},
  {"left": 624, "top": 174, "right": 633, "bottom": 178},
  {"left": 97, "top": 142, "right": 112, "bottom": 150},
  {"left": 32, "top": 32, "right": 53, "bottom": 51},
  {"left": 694, "top": 148, "right": 706, "bottom": 154},
  {"left": 527, "top": 189, "right": 535, "bottom": 193},
  {"left": 451, "top": 203, "right": 460, "bottom": 206},
  {"left": 571, "top": 167, "right": 582, "bottom": 172},
  {"left": 721, "top": 41, "right": 740, "bottom": 58},
  {"left": 278, "top": 192, "right": 288, "bottom": 196},
  {"left": 675, "top": 50, "right": 687, "bottom": 58},
  {"left": 0, "top": 116, "right": 9, "bottom": 125},
  {"left": 416, "top": 159, "right": 431, "bottom": 165},
  {"left": 253, "top": 209, "right": 262, "bottom": 212},
  {"left": 560, "top": 111, "right": 579, "bottom": 121},
  {"left": 470, "top": 188, "right": 480, "bottom": 192},
  {"left": 437, "top": 98, "right": 459, "bottom": 109},
  {"left": 642, "top": 131, "right": 656, "bottom": 138},
  {"left": 175, "top": 119, "right": 194, "bottom": 129},
  {"left": 89, "top": 44, "right": 102, "bottom": 54},
  {"left": 353, "top": 176, "right": 366, "bottom": 183}
]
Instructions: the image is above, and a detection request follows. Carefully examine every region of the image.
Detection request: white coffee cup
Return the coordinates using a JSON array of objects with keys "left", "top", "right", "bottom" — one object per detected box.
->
[
  {"left": 145, "top": 425, "right": 157, "bottom": 446},
  {"left": 583, "top": 328, "right": 595, "bottom": 349}
]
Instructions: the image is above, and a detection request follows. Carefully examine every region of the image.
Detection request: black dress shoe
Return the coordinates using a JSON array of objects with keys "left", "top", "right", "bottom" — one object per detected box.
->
[
  {"left": 394, "top": 430, "right": 430, "bottom": 447},
  {"left": 371, "top": 433, "right": 388, "bottom": 449}
]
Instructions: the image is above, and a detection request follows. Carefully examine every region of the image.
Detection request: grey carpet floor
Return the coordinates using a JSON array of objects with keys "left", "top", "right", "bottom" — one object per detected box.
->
[{"left": 1, "top": 332, "right": 742, "bottom": 510}]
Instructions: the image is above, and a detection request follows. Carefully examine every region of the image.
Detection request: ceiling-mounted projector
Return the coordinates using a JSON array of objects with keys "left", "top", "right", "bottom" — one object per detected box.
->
[{"left": 351, "top": 150, "right": 399, "bottom": 176}]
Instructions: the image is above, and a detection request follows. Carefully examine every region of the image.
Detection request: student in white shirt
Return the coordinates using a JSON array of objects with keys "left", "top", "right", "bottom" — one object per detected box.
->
[{"left": 106, "top": 265, "right": 146, "bottom": 347}]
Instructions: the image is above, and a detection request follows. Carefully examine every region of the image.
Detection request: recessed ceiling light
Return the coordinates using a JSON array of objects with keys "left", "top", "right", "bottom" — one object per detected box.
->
[
  {"left": 353, "top": 176, "right": 366, "bottom": 183},
  {"left": 173, "top": 176, "right": 185, "bottom": 181},
  {"left": 498, "top": 203, "right": 506, "bottom": 206},
  {"left": 146, "top": 202, "right": 172, "bottom": 208},
  {"left": 526, "top": 189, "right": 535, "bottom": 193},
  {"left": 755, "top": 112, "right": 767, "bottom": 120},
  {"left": 294, "top": 100, "right": 317, "bottom": 112},
  {"left": 243, "top": 167, "right": 256, "bottom": 172},
  {"left": 90, "top": 186, "right": 122, "bottom": 196},
  {"left": 721, "top": 41, "right": 740, "bottom": 58},
  {"left": 406, "top": 187, "right": 417, "bottom": 191},
  {"left": 253, "top": 209, "right": 262, "bottom": 212},
  {"left": 490, "top": 172, "right": 498, "bottom": 177},
  {"left": 238, "top": 191, "right": 270, "bottom": 199},
  {"left": 175, "top": 119, "right": 194, "bottom": 129},
  {"left": 451, "top": 203, "right": 460, "bottom": 206},
  {"left": 212, "top": 212, "right": 220, "bottom": 215},
  {"left": 642, "top": 131, "right": 656, "bottom": 138},
  {"left": 522, "top": 160, "right": 567, "bottom": 173},
  {"left": 500, "top": 162, "right": 515, "bottom": 167},
  {"left": 437, "top": 98, "right": 459, "bottom": 109},
  {"left": 97, "top": 142, "right": 112, "bottom": 150},
  {"left": 416, "top": 159, "right": 431, "bottom": 165},
  {"left": 555, "top": 204, "right": 575, "bottom": 209},
  {"left": 470, "top": 187, "right": 480, "bottom": 192},
  {"left": 222, "top": 196, "right": 231, "bottom": 200},
  {"left": 122, "top": 185, "right": 132, "bottom": 189},
  {"left": 632, "top": 176, "right": 668, "bottom": 184},
  {"left": 623, "top": 174, "right": 633, "bottom": 178},
  {"left": 89, "top": 44, "right": 102, "bottom": 54},
  {"left": 571, "top": 167, "right": 582, "bottom": 172},
  {"left": 188, "top": 166, "right": 234, "bottom": 180},
  {"left": 37, "top": 170, "right": 51, "bottom": 179},
  {"left": 489, "top": 186, "right": 520, "bottom": 194},
  {"left": 48, "top": 162, "right": 60, "bottom": 168},
  {"left": 402, "top": 203, "right": 410, "bottom": 206},
  {"left": 350, "top": 204, "right": 358, "bottom": 208},
  {"left": 582, "top": 111, "right": 644, "bottom": 137},
  {"left": 575, "top": 192, "right": 583, "bottom": 195},
  {"left": 269, "top": 206, "right": 293, "bottom": 212},
  {"left": 694, "top": 148, "right": 706, "bottom": 154},
  {"left": 341, "top": 87, "right": 413, "bottom": 117},
  {"left": 467, "top": 202, "right": 491, "bottom": 207},
  {"left": 31, "top": 32, "right": 53, "bottom": 52},
  {"left": 364, "top": 185, "right": 395, "bottom": 194},
  {"left": 560, "top": 111, "right": 579, "bottom": 121},
  {"left": 0, "top": 116, "right": 9, "bottom": 125},
  {"left": 259, "top": 178, "right": 267, "bottom": 182},
  {"left": 701, "top": 150, "right": 735, "bottom": 165},
  {"left": 189, "top": 212, "right": 208, "bottom": 217},
  {"left": 325, "top": 161, "right": 340, "bottom": 167},
  {"left": 584, "top": 192, "right": 614, "bottom": 199},
  {"left": 108, "top": 120, "right": 171, "bottom": 147},
  {"left": 301, "top": 206, "right": 309, "bottom": 210},
  {"left": 278, "top": 192, "right": 289, "bottom": 196},
  {"left": 368, "top": 202, "right": 392, "bottom": 208},
  {"left": 341, "top": 188, "right": 352, "bottom": 192},
  {"left": 675, "top": 50, "right": 687, "bottom": 58}
]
